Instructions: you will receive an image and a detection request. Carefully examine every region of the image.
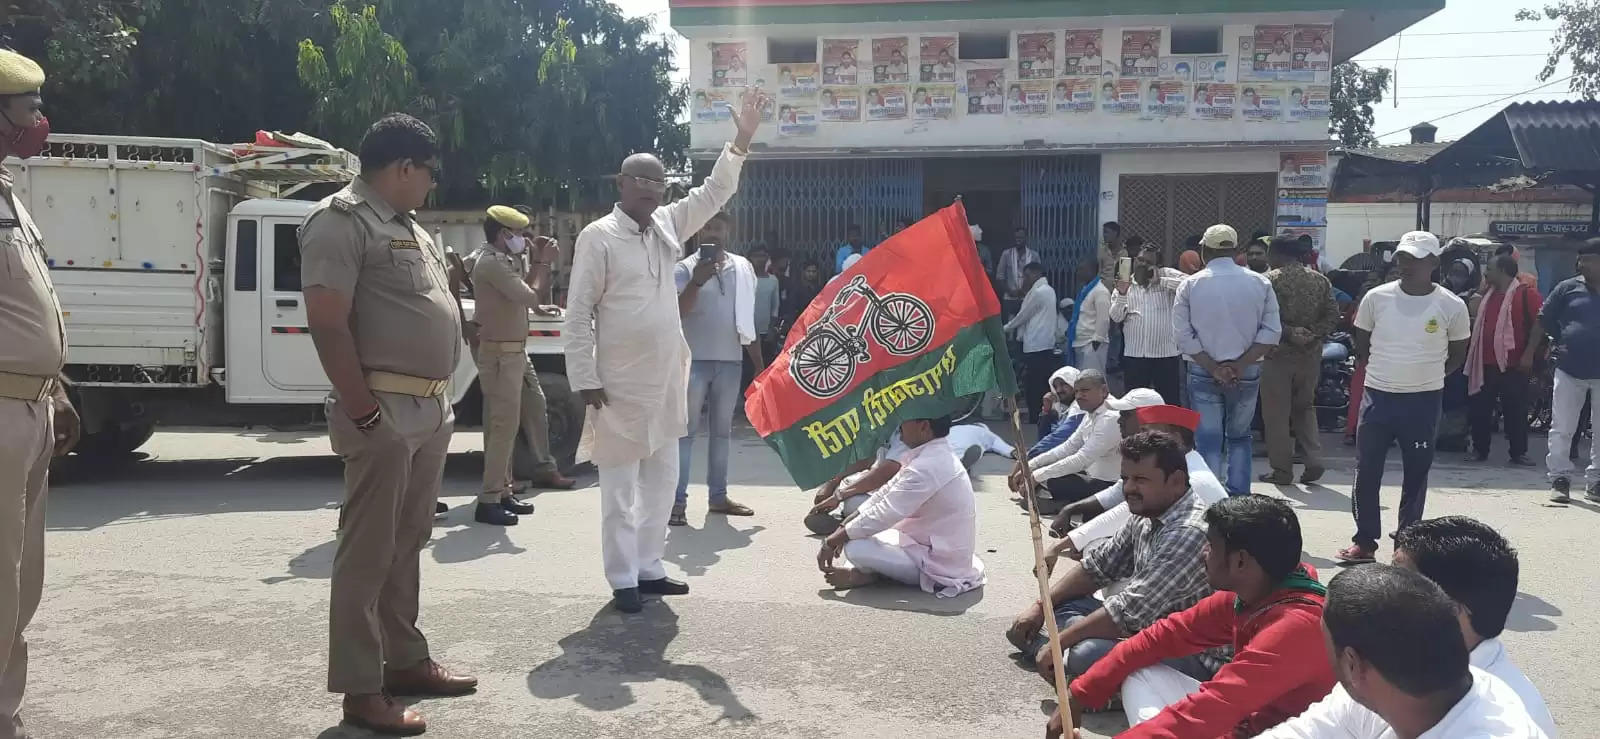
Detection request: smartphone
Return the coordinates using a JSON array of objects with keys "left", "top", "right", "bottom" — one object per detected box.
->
[
  {"left": 1117, "top": 256, "right": 1133, "bottom": 281},
  {"left": 698, "top": 242, "right": 720, "bottom": 261}
]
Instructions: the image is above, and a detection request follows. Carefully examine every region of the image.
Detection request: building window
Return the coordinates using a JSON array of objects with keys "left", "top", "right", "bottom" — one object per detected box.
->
[
  {"left": 958, "top": 32, "right": 1008, "bottom": 60},
  {"left": 768, "top": 37, "right": 817, "bottom": 63},
  {"left": 1170, "top": 27, "right": 1221, "bottom": 55}
]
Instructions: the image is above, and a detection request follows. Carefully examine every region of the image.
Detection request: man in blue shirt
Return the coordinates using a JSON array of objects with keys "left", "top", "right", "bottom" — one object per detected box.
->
[
  {"left": 1541, "top": 238, "right": 1600, "bottom": 503},
  {"left": 834, "top": 224, "right": 868, "bottom": 274},
  {"left": 1172, "top": 224, "right": 1282, "bottom": 496}
]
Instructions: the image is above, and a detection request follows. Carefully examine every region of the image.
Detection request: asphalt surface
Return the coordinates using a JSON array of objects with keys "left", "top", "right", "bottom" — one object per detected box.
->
[{"left": 26, "top": 425, "right": 1600, "bottom": 739}]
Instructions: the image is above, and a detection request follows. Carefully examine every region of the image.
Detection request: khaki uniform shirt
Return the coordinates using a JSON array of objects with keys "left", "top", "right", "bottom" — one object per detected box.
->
[
  {"left": 0, "top": 170, "right": 66, "bottom": 377},
  {"left": 468, "top": 245, "right": 542, "bottom": 343},
  {"left": 299, "top": 177, "right": 461, "bottom": 379}
]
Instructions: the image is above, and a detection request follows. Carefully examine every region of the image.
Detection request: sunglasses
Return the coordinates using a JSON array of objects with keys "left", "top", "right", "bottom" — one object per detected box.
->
[{"left": 623, "top": 173, "right": 668, "bottom": 194}]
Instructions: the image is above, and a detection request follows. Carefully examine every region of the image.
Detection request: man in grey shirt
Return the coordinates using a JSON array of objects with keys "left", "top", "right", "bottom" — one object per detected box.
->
[{"left": 673, "top": 213, "right": 763, "bottom": 526}]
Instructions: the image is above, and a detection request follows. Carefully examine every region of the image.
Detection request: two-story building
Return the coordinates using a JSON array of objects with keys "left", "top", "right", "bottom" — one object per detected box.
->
[{"left": 670, "top": 0, "right": 1441, "bottom": 280}]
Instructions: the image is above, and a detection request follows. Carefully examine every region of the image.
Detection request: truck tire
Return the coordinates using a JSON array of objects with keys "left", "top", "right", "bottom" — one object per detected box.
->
[
  {"left": 512, "top": 372, "right": 585, "bottom": 478},
  {"left": 74, "top": 420, "right": 157, "bottom": 458}
]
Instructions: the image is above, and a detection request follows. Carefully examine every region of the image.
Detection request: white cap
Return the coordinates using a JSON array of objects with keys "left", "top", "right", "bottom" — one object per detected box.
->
[
  {"left": 1395, "top": 231, "right": 1441, "bottom": 260},
  {"left": 1103, "top": 387, "right": 1165, "bottom": 411},
  {"left": 1202, "top": 224, "right": 1238, "bottom": 249}
]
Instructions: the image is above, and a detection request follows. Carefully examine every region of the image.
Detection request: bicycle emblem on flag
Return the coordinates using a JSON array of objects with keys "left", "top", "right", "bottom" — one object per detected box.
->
[{"left": 788, "top": 275, "right": 936, "bottom": 398}]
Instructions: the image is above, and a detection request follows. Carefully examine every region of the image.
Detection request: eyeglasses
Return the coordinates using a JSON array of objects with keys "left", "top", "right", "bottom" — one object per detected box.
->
[
  {"left": 414, "top": 159, "right": 441, "bottom": 183},
  {"left": 623, "top": 173, "right": 668, "bottom": 193}
]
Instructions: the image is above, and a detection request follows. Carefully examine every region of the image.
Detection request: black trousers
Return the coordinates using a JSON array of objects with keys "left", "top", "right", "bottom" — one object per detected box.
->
[
  {"left": 1023, "top": 350, "right": 1058, "bottom": 423},
  {"left": 1122, "top": 355, "right": 1182, "bottom": 407},
  {"left": 1469, "top": 365, "right": 1530, "bottom": 460}
]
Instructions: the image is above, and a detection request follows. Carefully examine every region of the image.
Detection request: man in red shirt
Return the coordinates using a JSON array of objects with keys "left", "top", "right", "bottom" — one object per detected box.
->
[
  {"left": 1466, "top": 254, "right": 1544, "bottom": 466},
  {"left": 1048, "top": 495, "right": 1334, "bottom": 738}
]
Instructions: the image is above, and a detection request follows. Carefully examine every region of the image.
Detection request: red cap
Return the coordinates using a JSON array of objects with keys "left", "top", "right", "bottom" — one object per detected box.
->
[{"left": 1136, "top": 404, "right": 1201, "bottom": 431}]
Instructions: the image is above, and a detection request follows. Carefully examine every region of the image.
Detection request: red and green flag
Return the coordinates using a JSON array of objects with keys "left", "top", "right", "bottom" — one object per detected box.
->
[{"left": 744, "top": 201, "right": 1019, "bottom": 489}]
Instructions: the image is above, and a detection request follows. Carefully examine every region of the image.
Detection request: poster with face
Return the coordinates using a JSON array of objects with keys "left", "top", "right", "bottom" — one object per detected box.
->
[
  {"left": 1253, "top": 26, "right": 1295, "bottom": 77},
  {"left": 1287, "top": 85, "right": 1330, "bottom": 122},
  {"left": 1007, "top": 80, "right": 1051, "bottom": 116},
  {"left": 1190, "top": 83, "right": 1236, "bottom": 120},
  {"left": 1278, "top": 151, "right": 1330, "bottom": 189},
  {"left": 690, "top": 89, "right": 732, "bottom": 123},
  {"left": 738, "top": 83, "right": 775, "bottom": 122},
  {"left": 777, "top": 103, "right": 818, "bottom": 137},
  {"left": 967, "top": 68, "right": 1005, "bottom": 115},
  {"left": 1293, "top": 25, "right": 1333, "bottom": 72},
  {"left": 1102, "top": 77, "right": 1141, "bottom": 115},
  {"left": 1017, "top": 32, "right": 1055, "bottom": 79},
  {"left": 919, "top": 36, "right": 958, "bottom": 82},
  {"left": 1240, "top": 84, "right": 1283, "bottom": 122},
  {"left": 865, "top": 85, "right": 908, "bottom": 119},
  {"left": 1062, "top": 30, "right": 1103, "bottom": 77},
  {"left": 1121, "top": 30, "right": 1162, "bottom": 77},
  {"left": 1054, "top": 78, "right": 1094, "bottom": 114},
  {"left": 1142, "top": 80, "right": 1188, "bottom": 119},
  {"left": 1193, "top": 55, "right": 1230, "bottom": 83},
  {"left": 911, "top": 85, "right": 955, "bottom": 119},
  {"left": 1158, "top": 57, "right": 1193, "bottom": 81},
  {"left": 823, "top": 39, "right": 861, "bottom": 85},
  {"left": 777, "top": 63, "right": 820, "bottom": 97},
  {"left": 873, "top": 37, "right": 911, "bottom": 83},
  {"left": 819, "top": 86, "right": 860, "bottom": 121},
  {"left": 710, "top": 42, "right": 748, "bottom": 88}
]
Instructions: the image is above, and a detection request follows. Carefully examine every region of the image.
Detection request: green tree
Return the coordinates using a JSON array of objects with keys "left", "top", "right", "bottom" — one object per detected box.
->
[
  {"left": 1329, "top": 61, "right": 1392, "bottom": 148},
  {"left": 1518, "top": 2, "right": 1600, "bottom": 99}
]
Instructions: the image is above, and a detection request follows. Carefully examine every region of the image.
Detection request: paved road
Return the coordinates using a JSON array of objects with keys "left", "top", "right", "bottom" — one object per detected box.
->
[{"left": 26, "top": 426, "right": 1599, "bottom": 738}]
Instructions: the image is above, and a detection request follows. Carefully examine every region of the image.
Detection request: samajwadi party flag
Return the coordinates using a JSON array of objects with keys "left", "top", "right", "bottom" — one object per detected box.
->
[{"left": 744, "top": 201, "right": 1018, "bottom": 489}]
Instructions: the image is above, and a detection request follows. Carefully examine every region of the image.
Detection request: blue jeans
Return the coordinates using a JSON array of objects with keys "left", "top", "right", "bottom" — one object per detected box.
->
[
  {"left": 1188, "top": 362, "right": 1262, "bottom": 496},
  {"left": 1029, "top": 597, "right": 1217, "bottom": 680},
  {"left": 675, "top": 360, "right": 741, "bottom": 508}
]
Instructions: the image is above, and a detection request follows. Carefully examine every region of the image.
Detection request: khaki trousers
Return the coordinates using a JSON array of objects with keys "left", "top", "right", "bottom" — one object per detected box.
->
[
  {"left": 326, "top": 391, "right": 452, "bottom": 694},
  {"left": 1261, "top": 350, "right": 1323, "bottom": 477},
  {"left": 0, "top": 398, "right": 51, "bottom": 739},
  {"left": 476, "top": 343, "right": 554, "bottom": 503}
]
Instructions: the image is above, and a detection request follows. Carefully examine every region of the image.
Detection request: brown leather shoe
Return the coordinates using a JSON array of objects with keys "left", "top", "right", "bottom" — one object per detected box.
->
[
  {"left": 384, "top": 659, "right": 478, "bottom": 697},
  {"left": 532, "top": 470, "right": 577, "bottom": 489},
  {"left": 343, "top": 693, "right": 426, "bottom": 736}
]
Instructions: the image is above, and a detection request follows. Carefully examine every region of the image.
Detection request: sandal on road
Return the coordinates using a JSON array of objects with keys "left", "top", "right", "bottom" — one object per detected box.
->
[{"left": 709, "top": 500, "right": 755, "bottom": 516}]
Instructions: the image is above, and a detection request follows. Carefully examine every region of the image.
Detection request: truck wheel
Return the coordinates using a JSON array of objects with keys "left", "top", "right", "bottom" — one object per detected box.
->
[
  {"left": 73, "top": 420, "right": 157, "bottom": 458},
  {"left": 512, "top": 372, "right": 585, "bottom": 478}
]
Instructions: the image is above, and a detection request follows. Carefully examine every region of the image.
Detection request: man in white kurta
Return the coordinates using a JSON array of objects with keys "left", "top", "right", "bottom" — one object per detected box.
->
[
  {"left": 816, "top": 416, "right": 986, "bottom": 597},
  {"left": 564, "top": 89, "right": 765, "bottom": 612}
]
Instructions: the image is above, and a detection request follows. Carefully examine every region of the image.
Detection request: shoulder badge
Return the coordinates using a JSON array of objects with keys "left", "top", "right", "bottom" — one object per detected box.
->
[{"left": 330, "top": 189, "right": 362, "bottom": 213}]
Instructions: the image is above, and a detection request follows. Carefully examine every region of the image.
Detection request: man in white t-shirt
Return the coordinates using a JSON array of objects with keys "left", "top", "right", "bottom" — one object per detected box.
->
[{"left": 1338, "top": 232, "right": 1469, "bottom": 564}]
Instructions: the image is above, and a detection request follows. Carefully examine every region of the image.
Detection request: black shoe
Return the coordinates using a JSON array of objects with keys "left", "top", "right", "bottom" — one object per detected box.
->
[
  {"left": 668, "top": 506, "right": 688, "bottom": 526},
  {"left": 639, "top": 577, "right": 690, "bottom": 596},
  {"left": 1549, "top": 477, "right": 1571, "bottom": 504},
  {"left": 435, "top": 501, "right": 448, "bottom": 515},
  {"left": 1508, "top": 455, "right": 1536, "bottom": 467},
  {"left": 474, "top": 501, "right": 518, "bottom": 526},
  {"left": 500, "top": 497, "right": 534, "bottom": 515},
  {"left": 804, "top": 511, "right": 843, "bottom": 536},
  {"left": 612, "top": 587, "right": 642, "bottom": 613}
]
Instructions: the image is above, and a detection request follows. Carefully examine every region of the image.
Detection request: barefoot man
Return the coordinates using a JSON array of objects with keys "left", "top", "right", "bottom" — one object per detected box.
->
[{"left": 564, "top": 88, "right": 766, "bottom": 614}]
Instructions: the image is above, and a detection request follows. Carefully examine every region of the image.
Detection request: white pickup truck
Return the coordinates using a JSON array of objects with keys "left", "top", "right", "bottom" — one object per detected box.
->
[{"left": 5, "top": 133, "right": 582, "bottom": 470}]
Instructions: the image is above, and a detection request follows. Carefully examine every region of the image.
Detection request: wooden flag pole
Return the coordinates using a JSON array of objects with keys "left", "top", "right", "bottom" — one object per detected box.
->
[{"left": 1007, "top": 403, "right": 1075, "bottom": 731}]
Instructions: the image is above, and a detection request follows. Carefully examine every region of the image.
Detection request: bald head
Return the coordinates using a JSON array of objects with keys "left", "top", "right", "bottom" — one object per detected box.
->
[
  {"left": 617, "top": 152, "right": 668, "bottom": 225},
  {"left": 620, "top": 152, "right": 665, "bottom": 179}
]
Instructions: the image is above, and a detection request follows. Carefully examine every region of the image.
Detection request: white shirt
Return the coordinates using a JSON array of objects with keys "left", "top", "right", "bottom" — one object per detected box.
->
[
  {"left": 1110, "top": 268, "right": 1185, "bottom": 358},
  {"left": 1259, "top": 666, "right": 1549, "bottom": 739},
  {"left": 1028, "top": 403, "right": 1122, "bottom": 482},
  {"left": 564, "top": 144, "right": 746, "bottom": 466},
  {"left": 1355, "top": 282, "right": 1471, "bottom": 393},
  {"left": 1073, "top": 281, "right": 1112, "bottom": 347},
  {"left": 997, "top": 246, "right": 1042, "bottom": 295},
  {"left": 1067, "top": 450, "right": 1226, "bottom": 550},
  {"left": 844, "top": 437, "right": 986, "bottom": 596},
  {"left": 1005, "top": 279, "right": 1060, "bottom": 353}
]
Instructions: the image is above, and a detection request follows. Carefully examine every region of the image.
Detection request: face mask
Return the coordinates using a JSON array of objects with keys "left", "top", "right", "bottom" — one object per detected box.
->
[
  {"left": 2, "top": 114, "right": 48, "bottom": 160},
  {"left": 505, "top": 235, "right": 527, "bottom": 254}
]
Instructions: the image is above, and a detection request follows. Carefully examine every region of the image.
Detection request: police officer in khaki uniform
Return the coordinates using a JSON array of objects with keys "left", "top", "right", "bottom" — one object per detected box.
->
[
  {"left": 0, "top": 49, "right": 80, "bottom": 739},
  {"left": 300, "top": 113, "right": 474, "bottom": 736},
  {"left": 467, "top": 205, "right": 574, "bottom": 526}
]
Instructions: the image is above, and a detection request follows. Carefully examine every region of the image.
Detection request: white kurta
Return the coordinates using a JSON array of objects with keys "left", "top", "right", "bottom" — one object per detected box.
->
[
  {"left": 564, "top": 144, "right": 747, "bottom": 467},
  {"left": 843, "top": 437, "right": 986, "bottom": 597}
]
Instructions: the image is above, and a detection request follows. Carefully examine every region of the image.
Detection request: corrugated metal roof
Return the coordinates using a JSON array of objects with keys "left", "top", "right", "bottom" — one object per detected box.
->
[
  {"left": 1341, "top": 141, "right": 1451, "bottom": 164},
  {"left": 1502, "top": 100, "right": 1600, "bottom": 171}
]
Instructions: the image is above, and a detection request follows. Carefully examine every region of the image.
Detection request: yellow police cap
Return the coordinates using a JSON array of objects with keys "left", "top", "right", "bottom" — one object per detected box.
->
[
  {"left": 486, "top": 205, "right": 529, "bottom": 230},
  {"left": 0, "top": 49, "right": 45, "bottom": 96}
]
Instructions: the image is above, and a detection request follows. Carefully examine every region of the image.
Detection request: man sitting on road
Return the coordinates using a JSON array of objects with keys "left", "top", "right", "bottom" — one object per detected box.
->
[
  {"left": 1266, "top": 517, "right": 1555, "bottom": 737},
  {"left": 815, "top": 415, "right": 985, "bottom": 596},
  {"left": 1032, "top": 366, "right": 1084, "bottom": 452},
  {"left": 1259, "top": 565, "right": 1547, "bottom": 739},
  {"left": 1007, "top": 431, "right": 1222, "bottom": 683},
  {"left": 805, "top": 422, "right": 1011, "bottom": 536},
  {"left": 1051, "top": 496, "right": 1334, "bottom": 738},
  {"left": 1011, "top": 370, "right": 1122, "bottom": 514}
]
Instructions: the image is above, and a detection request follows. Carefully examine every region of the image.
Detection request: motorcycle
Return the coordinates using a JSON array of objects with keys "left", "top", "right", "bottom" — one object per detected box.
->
[{"left": 1315, "top": 331, "right": 1356, "bottom": 431}]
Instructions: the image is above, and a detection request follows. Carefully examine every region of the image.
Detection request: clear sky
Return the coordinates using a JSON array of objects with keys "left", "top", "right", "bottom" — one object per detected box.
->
[{"left": 610, "top": 0, "right": 1581, "bottom": 146}]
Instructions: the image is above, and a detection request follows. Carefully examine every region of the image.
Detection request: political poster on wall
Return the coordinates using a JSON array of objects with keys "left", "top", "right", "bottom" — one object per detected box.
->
[
  {"left": 820, "top": 86, "right": 861, "bottom": 121},
  {"left": 1276, "top": 189, "right": 1328, "bottom": 227},
  {"left": 1278, "top": 152, "right": 1330, "bottom": 189},
  {"left": 912, "top": 84, "right": 956, "bottom": 119},
  {"left": 1062, "top": 30, "right": 1104, "bottom": 77},
  {"left": 1121, "top": 29, "right": 1162, "bottom": 77},
  {"left": 1017, "top": 32, "right": 1055, "bottom": 79},
  {"left": 967, "top": 68, "right": 1005, "bottom": 115},
  {"left": 1054, "top": 78, "right": 1095, "bottom": 114},
  {"left": 777, "top": 63, "right": 820, "bottom": 97},
  {"left": 690, "top": 90, "right": 731, "bottom": 123},
  {"left": 1252, "top": 26, "right": 1295, "bottom": 78},
  {"left": 865, "top": 85, "right": 908, "bottom": 120},
  {"left": 1142, "top": 80, "right": 1188, "bottom": 119},
  {"left": 1193, "top": 55, "right": 1230, "bottom": 82},
  {"left": 920, "top": 36, "right": 958, "bottom": 82},
  {"left": 1240, "top": 84, "right": 1283, "bottom": 122},
  {"left": 710, "top": 42, "right": 748, "bottom": 87},
  {"left": 1102, "top": 77, "right": 1141, "bottom": 115},
  {"left": 777, "top": 103, "right": 818, "bottom": 137},
  {"left": 823, "top": 39, "right": 861, "bottom": 85},
  {"left": 1007, "top": 80, "right": 1051, "bottom": 116},
  {"left": 738, "top": 83, "right": 775, "bottom": 122},
  {"left": 1191, "top": 83, "right": 1236, "bottom": 120},
  {"left": 1293, "top": 25, "right": 1333, "bottom": 72},
  {"left": 1287, "top": 85, "right": 1330, "bottom": 122},
  {"left": 873, "top": 37, "right": 911, "bottom": 83}
]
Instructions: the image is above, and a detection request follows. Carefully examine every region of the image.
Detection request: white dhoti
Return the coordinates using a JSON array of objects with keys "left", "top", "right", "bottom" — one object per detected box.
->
[
  {"left": 842, "top": 534, "right": 923, "bottom": 587},
  {"left": 597, "top": 442, "right": 679, "bottom": 590},
  {"left": 1120, "top": 664, "right": 1200, "bottom": 727}
]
